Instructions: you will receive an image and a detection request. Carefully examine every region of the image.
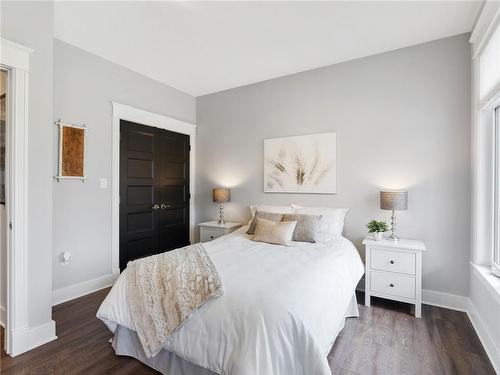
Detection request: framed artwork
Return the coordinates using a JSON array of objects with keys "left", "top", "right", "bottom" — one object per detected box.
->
[
  {"left": 264, "top": 132, "right": 336, "bottom": 194},
  {"left": 55, "top": 120, "right": 86, "bottom": 182}
]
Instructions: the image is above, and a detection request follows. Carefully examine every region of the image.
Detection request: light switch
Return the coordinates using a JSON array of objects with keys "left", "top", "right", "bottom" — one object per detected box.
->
[{"left": 100, "top": 178, "right": 108, "bottom": 189}]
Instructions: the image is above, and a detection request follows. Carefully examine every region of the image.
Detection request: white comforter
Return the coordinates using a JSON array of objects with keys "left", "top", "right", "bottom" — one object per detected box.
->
[{"left": 97, "top": 227, "right": 364, "bottom": 375}]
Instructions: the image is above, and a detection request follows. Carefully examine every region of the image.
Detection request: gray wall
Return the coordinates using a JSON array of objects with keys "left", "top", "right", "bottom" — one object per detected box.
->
[
  {"left": 53, "top": 39, "right": 196, "bottom": 292},
  {"left": 196, "top": 34, "right": 471, "bottom": 297},
  {"left": 1, "top": 1, "right": 54, "bottom": 327}
]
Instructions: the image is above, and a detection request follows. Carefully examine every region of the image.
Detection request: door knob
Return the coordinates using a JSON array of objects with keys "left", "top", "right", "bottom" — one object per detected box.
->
[
  {"left": 152, "top": 204, "right": 160, "bottom": 210},
  {"left": 160, "top": 204, "right": 171, "bottom": 209}
]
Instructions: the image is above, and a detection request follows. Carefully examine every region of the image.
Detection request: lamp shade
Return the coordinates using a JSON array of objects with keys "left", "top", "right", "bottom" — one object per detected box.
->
[
  {"left": 213, "top": 188, "right": 230, "bottom": 203},
  {"left": 380, "top": 191, "right": 407, "bottom": 211}
]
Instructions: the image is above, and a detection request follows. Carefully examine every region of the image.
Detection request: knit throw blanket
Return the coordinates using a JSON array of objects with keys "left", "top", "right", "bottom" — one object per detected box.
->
[{"left": 127, "top": 243, "right": 223, "bottom": 358}]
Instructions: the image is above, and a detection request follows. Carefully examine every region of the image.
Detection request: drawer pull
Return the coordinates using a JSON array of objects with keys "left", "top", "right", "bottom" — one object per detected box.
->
[
  {"left": 390, "top": 260, "right": 395, "bottom": 264},
  {"left": 390, "top": 283, "right": 394, "bottom": 287},
  {"left": 210, "top": 236, "right": 214, "bottom": 239}
]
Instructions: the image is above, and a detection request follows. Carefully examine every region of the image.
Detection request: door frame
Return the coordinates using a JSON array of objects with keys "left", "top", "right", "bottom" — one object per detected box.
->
[
  {"left": 111, "top": 102, "right": 196, "bottom": 280},
  {"left": 1, "top": 38, "right": 33, "bottom": 355}
]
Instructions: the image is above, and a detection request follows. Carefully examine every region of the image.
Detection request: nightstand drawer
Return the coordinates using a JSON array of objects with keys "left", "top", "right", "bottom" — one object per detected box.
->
[
  {"left": 371, "top": 248, "right": 416, "bottom": 275},
  {"left": 200, "top": 228, "right": 225, "bottom": 242},
  {"left": 370, "top": 270, "right": 416, "bottom": 300}
]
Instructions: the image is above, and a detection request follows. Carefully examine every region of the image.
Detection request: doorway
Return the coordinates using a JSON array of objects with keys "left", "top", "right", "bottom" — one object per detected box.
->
[
  {"left": 0, "top": 69, "right": 7, "bottom": 352},
  {"left": 119, "top": 120, "right": 190, "bottom": 270},
  {"left": 0, "top": 38, "right": 37, "bottom": 356}
]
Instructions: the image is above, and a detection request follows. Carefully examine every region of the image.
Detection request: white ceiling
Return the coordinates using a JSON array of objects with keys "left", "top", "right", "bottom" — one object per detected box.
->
[{"left": 54, "top": 1, "right": 482, "bottom": 97}]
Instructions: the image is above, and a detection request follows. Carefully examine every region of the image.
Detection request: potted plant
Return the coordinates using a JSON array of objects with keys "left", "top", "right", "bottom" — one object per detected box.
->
[{"left": 366, "top": 220, "right": 388, "bottom": 241}]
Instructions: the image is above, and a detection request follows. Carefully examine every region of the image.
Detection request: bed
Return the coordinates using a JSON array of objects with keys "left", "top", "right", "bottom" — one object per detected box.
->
[{"left": 97, "top": 225, "right": 364, "bottom": 375}]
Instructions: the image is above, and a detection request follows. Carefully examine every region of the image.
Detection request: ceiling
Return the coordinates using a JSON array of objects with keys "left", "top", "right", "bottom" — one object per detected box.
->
[{"left": 54, "top": 1, "right": 482, "bottom": 97}]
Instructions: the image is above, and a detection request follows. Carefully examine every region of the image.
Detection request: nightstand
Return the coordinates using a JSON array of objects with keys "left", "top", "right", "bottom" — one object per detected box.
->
[
  {"left": 363, "top": 237, "right": 426, "bottom": 318},
  {"left": 199, "top": 221, "right": 241, "bottom": 243}
]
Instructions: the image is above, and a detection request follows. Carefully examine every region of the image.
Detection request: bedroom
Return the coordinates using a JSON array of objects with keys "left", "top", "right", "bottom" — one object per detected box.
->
[{"left": 0, "top": 0, "right": 499, "bottom": 374}]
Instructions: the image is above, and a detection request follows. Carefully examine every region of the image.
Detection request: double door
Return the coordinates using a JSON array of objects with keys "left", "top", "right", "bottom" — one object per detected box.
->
[{"left": 119, "top": 120, "right": 190, "bottom": 270}]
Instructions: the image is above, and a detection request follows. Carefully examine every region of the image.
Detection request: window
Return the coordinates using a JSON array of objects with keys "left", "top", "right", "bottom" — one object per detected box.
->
[
  {"left": 478, "top": 18, "right": 500, "bottom": 270},
  {"left": 495, "top": 105, "right": 500, "bottom": 268}
]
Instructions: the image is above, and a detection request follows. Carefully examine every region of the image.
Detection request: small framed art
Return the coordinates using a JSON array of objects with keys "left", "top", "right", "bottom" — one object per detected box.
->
[{"left": 55, "top": 120, "right": 86, "bottom": 182}]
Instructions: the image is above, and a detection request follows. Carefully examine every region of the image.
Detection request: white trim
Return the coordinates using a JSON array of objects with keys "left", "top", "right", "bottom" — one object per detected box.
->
[
  {"left": 358, "top": 284, "right": 470, "bottom": 313},
  {"left": 111, "top": 102, "right": 197, "bottom": 279},
  {"left": 421, "top": 289, "right": 469, "bottom": 312},
  {"left": 0, "top": 38, "right": 33, "bottom": 72},
  {"left": 0, "top": 305, "right": 5, "bottom": 328},
  {"left": 470, "top": 1, "right": 500, "bottom": 58},
  {"left": 10, "top": 327, "right": 28, "bottom": 356},
  {"left": 471, "top": 263, "right": 500, "bottom": 308},
  {"left": 467, "top": 301, "right": 500, "bottom": 374},
  {"left": 10, "top": 320, "right": 58, "bottom": 356},
  {"left": 52, "top": 273, "right": 113, "bottom": 306},
  {"left": 468, "top": 266, "right": 500, "bottom": 374},
  {"left": 471, "top": 2, "right": 500, "bottom": 269},
  {"left": 1, "top": 38, "right": 45, "bottom": 356},
  {"left": 28, "top": 320, "right": 57, "bottom": 351}
]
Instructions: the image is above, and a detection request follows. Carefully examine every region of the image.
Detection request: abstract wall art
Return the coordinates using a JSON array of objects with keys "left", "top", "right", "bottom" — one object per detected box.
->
[
  {"left": 55, "top": 120, "right": 86, "bottom": 182},
  {"left": 264, "top": 132, "right": 336, "bottom": 194}
]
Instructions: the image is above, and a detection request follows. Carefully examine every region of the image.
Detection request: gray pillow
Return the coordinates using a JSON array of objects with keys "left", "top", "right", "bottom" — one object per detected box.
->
[
  {"left": 282, "top": 214, "right": 322, "bottom": 243},
  {"left": 247, "top": 211, "right": 284, "bottom": 234}
]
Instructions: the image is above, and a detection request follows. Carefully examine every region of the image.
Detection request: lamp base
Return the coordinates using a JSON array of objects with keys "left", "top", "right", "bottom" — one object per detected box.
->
[
  {"left": 388, "top": 210, "right": 399, "bottom": 241},
  {"left": 217, "top": 204, "right": 225, "bottom": 225},
  {"left": 387, "top": 234, "right": 399, "bottom": 241}
]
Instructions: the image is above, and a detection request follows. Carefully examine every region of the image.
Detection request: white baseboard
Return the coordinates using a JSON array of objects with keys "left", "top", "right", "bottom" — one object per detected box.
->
[
  {"left": 28, "top": 320, "right": 57, "bottom": 351},
  {"left": 466, "top": 299, "right": 500, "bottom": 374},
  {"left": 0, "top": 305, "right": 5, "bottom": 328},
  {"left": 10, "top": 326, "right": 29, "bottom": 356},
  {"left": 53, "top": 273, "right": 113, "bottom": 306},
  {"left": 9, "top": 320, "right": 57, "bottom": 356},
  {"left": 357, "top": 285, "right": 469, "bottom": 312},
  {"left": 422, "top": 289, "right": 469, "bottom": 312}
]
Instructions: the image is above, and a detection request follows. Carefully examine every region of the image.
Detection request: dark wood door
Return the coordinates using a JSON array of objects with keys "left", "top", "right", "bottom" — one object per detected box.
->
[
  {"left": 158, "top": 129, "right": 190, "bottom": 250},
  {"left": 119, "top": 120, "right": 190, "bottom": 271}
]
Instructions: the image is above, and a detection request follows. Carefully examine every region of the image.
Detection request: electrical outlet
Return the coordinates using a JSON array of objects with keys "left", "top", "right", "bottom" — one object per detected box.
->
[
  {"left": 59, "top": 251, "right": 71, "bottom": 265},
  {"left": 100, "top": 178, "right": 108, "bottom": 189}
]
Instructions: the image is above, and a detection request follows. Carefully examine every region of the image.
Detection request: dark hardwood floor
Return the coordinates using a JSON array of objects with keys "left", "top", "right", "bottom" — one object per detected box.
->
[{"left": 0, "top": 289, "right": 495, "bottom": 374}]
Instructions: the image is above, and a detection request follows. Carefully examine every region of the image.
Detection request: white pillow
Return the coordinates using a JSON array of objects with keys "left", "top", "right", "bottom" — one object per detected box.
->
[
  {"left": 252, "top": 218, "right": 297, "bottom": 247},
  {"left": 291, "top": 204, "right": 349, "bottom": 236},
  {"left": 249, "top": 204, "right": 293, "bottom": 217}
]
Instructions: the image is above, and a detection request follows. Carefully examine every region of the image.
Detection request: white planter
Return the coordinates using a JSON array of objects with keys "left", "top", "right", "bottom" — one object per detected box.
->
[{"left": 372, "top": 232, "right": 383, "bottom": 241}]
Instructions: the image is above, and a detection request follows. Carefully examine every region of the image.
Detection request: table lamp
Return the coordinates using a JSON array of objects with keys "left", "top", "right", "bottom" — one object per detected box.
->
[
  {"left": 213, "top": 188, "right": 230, "bottom": 225},
  {"left": 380, "top": 191, "right": 407, "bottom": 241}
]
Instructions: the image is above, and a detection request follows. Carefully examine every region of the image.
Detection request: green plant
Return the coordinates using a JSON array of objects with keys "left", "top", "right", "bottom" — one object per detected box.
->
[{"left": 366, "top": 220, "right": 389, "bottom": 233}]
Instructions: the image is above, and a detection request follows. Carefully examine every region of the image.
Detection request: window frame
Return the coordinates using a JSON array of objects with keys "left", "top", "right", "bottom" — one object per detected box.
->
[{"left": 495, "top": 104, "right": 500, "bottom": 269}]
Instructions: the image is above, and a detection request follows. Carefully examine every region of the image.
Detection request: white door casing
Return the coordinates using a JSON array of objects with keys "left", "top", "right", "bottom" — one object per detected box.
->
[{"left": 1, "top": 38, "right": 32, "bottom": 356}]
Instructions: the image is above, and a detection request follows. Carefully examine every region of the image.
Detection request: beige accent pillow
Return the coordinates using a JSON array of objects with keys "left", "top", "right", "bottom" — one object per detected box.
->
[
  {"left": 282, "top": 214, "right": 322, "bottom": 243},
  {"left": 247, "top": 211, "right": 284, "bottom": 235},
  {"left": 253, "top": 218, "right": 297, "bottom": 246}
]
